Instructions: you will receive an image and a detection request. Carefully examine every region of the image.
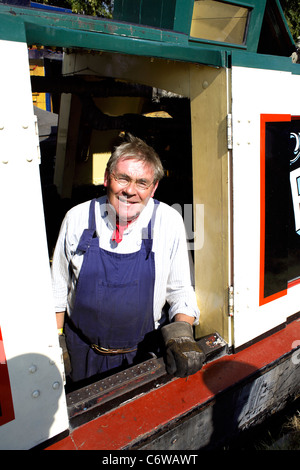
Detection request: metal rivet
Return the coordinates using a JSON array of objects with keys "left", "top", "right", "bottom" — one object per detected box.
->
[
  {"left": 29, "top": 364, "right": 37, "bottom": 374},
  {"left": 52, "top": 381, "right": 60, "bottom": 390},
  {"left": 32, "top": 390, "right": 40, "bottom": 398}
]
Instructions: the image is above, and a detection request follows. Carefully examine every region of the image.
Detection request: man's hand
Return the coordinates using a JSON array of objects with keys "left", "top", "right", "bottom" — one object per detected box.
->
[{"left": 161, "top": 321, "right": 205, "bottom": 377}]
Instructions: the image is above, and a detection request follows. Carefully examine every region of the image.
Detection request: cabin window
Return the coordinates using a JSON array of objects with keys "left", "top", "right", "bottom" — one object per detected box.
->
[
  {"left": 190, "top": 0, "right": 249, "bottom": 45},
  {"left": 261, "top": 116, "right": 300, "bottom": 303}
]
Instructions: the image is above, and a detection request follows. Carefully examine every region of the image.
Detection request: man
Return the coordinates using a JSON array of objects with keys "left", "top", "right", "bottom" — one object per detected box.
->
[{"left": 51, "top": 135, "right": 204, "bottom": 382}]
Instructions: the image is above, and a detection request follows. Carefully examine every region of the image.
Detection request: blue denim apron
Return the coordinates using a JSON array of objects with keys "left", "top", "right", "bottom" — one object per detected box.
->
[{"left": 65, "top": 198, "right": 159, "bottom": 382}]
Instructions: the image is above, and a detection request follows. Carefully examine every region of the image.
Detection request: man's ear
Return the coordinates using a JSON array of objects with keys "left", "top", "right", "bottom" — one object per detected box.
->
[
  {"left": 104, "top": 169, "right": 109, "bottom": 187},
  {"left": 151, "top": 181, "right": 159, "bottom": 198}
]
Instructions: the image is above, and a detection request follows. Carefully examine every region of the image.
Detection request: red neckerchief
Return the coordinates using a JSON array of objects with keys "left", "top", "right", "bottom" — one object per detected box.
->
[{"left": 112, "top": 219, "right": 134, "bottom": 243}]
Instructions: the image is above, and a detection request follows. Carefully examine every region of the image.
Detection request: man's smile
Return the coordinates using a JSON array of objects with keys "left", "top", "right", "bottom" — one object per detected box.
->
[{"left": 104, "top": 158, "right": 158, "bottom": 222}]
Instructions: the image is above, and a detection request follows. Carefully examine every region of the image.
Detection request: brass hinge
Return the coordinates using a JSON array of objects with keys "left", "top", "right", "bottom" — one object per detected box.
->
[
  {"left": 228, "top": 285, "right": 234, "bottom": 316},
  {"left": 226, "top": 113, "right": 233, "bottom": 150},
  {"left": 34, "top": 115, "right": 41, "bottom": 164}
]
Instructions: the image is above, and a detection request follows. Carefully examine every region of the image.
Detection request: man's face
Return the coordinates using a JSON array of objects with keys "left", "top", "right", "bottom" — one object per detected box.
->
[{"left": 104, "top": 157, "right": 158, "bottom": 223}]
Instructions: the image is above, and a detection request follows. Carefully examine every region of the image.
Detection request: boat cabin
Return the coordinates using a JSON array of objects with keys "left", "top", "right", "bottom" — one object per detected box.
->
[{"left": 0, "top": 0, "right": 300, "bottom": 449}]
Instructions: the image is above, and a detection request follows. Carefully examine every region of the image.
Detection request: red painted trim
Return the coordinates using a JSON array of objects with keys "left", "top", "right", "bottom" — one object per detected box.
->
[
  {"left": 288, "top": 278, "right": 300, "bottom": 288},
  {"left": 259, "top": 114, "right": 291, "bottom": 306},
  {"left": 47, "top": 319, "right": 300, "bottom": 450},
  {"left": 0, "top": 327, "right": 15, "bottom": 426}
]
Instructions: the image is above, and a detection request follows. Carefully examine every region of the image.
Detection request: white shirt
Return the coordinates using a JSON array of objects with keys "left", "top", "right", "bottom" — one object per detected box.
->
[{"left": 51, "top": 196, "right": 200, "bottom": 329}]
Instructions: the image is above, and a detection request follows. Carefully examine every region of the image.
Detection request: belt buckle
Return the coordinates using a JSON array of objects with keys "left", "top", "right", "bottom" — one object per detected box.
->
[
  {"left": 90, "top": 344, "right": 137, "bottom": 355},
  {"left": 91, "top": 344, "right": 113, "bottom": 354}
]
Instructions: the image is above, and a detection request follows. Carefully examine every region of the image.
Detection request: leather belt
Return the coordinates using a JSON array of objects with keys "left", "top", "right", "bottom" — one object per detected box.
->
[{"left": 90, "top": 344, "right": 138, "bottom": 355}]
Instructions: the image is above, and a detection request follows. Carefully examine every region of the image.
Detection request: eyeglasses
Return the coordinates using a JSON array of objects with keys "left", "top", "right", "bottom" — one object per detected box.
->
[{"left": 111, "top": 173, "right": 154, "bottom": 191}]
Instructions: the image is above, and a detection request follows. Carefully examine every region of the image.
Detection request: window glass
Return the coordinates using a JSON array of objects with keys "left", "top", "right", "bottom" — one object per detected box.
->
[{"left": 190, "top": 0, "right": 249, "bottom": 45}]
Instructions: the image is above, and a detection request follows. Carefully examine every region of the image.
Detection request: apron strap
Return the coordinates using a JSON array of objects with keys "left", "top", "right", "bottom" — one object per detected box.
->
[
  {"left": 88, "top": 198, "right": 97, "bottom": 230},
  {"left": 143, "top": 199, "right": 159, "bottom": 259},
  {"left": 76, "top": 199, "right": 97, "bottom": 253}
]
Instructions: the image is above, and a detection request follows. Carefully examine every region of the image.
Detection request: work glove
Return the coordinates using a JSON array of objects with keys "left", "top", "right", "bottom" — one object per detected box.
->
[{"left": 161, "top": 321, "right": 205, "bottom": 377}]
